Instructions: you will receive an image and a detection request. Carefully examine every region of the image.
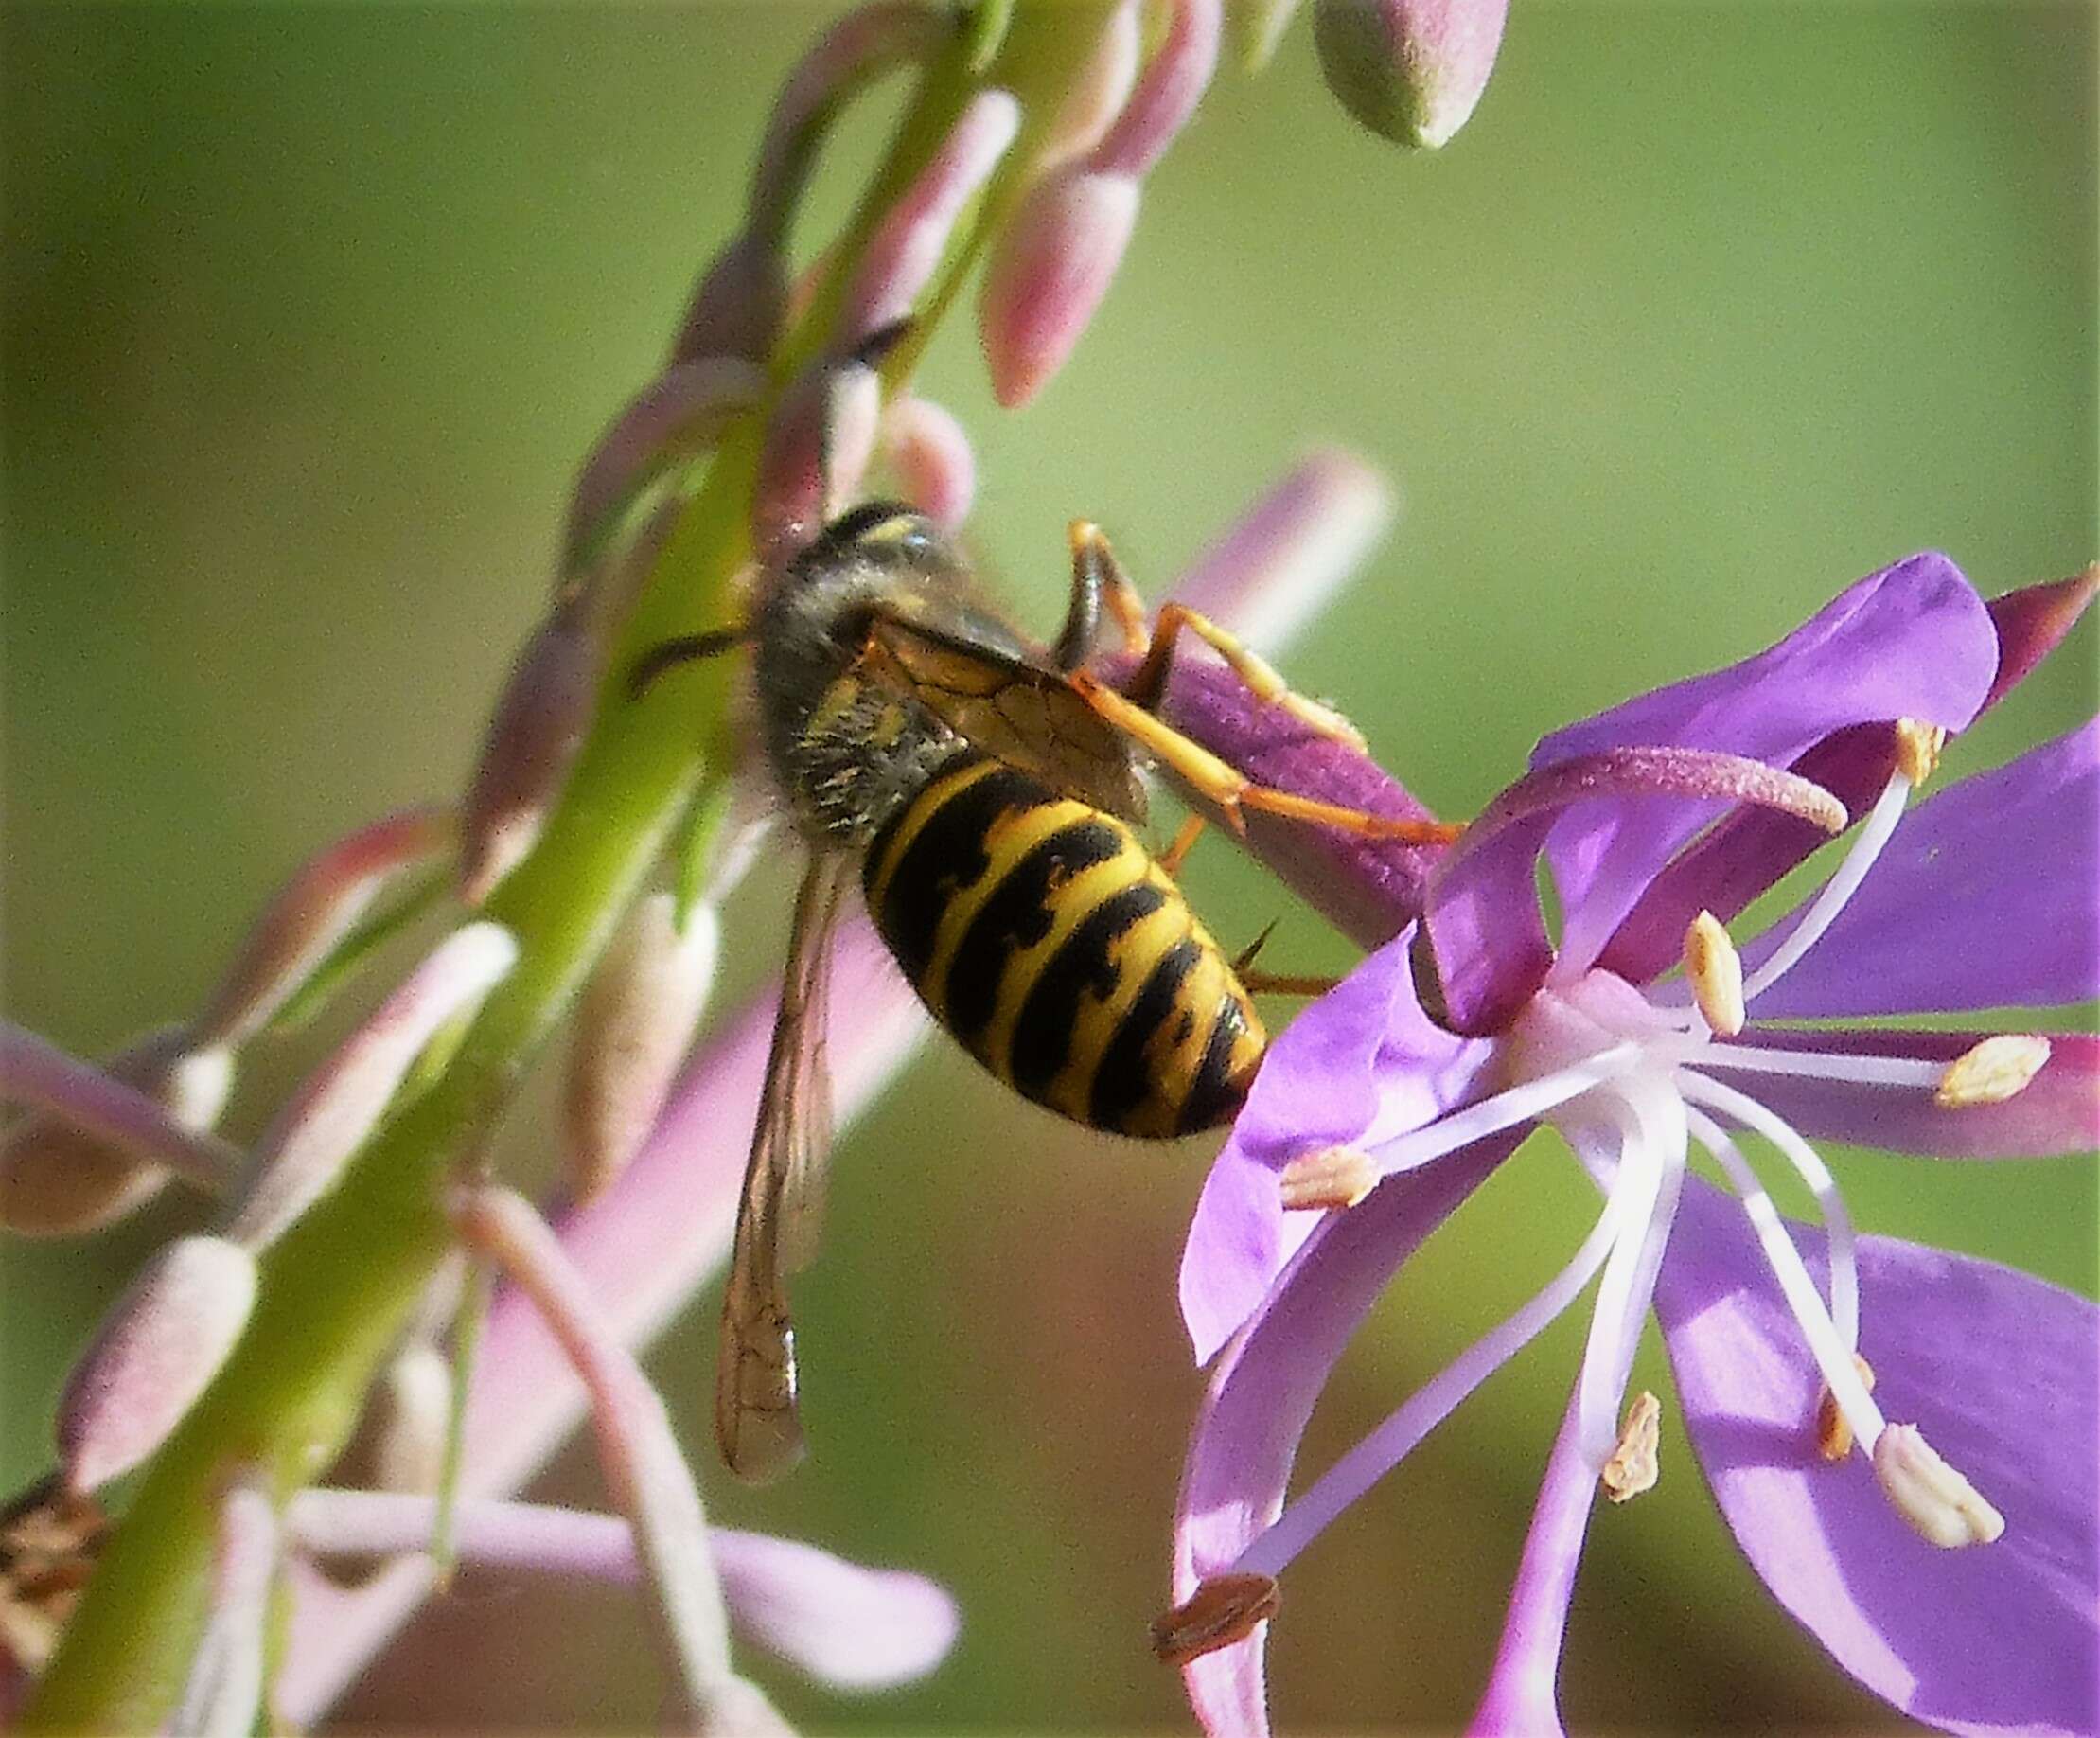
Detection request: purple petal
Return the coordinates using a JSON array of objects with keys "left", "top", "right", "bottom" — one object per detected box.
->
[
  {"left": 709, "top": 1530, "right": 959, "bottom": 1690},
  {"left": 1424, "top": 748, "right": 1844, "bottom": 1037},
  {"left": 1541, "top": 555, "right": 1997, "bottom": 980},
  {"left": 1179, "top": 937, "right": 1492, "bottom": 1361},
  {"left": 1174, "top": 1134, "right": 1514, "bottom": 1734},
  {"left": 1708, "top": 1029, "right": 2100, "bottom": 1161},
  {"left": 1749, "top": 721, "right": 2100, "bottom": 1018},
  {"left": 1466, "top": 1389, "right": 1591, "bottom": 1738},
  {"left": 1602, "top": 574, "right": 2095, "bottom": 987},
  {"left": 1655, "top": 1179, "right": 2099, "bottom": 1736}
]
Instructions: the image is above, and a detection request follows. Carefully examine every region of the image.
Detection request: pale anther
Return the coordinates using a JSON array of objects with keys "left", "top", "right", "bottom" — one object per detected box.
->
[
  {"left": 1149, "top": 1571, "right": 1281, "bottom": 1666},
  {"left": 1278, "top": 1145, "right": 1379, "bottom": 1212},
  {"left": 1682, "top": 911, "right": 1746, "bottom": 1037},
  {"left": 1935, "top": 1035, "right": 2052, "bottom": 1108},
  {"left": 1873, "top": 1423, "right": 2005, "bottom": 1548},
  {"left": 1600, "top": 1390, "right": 1662, "bottom": 1502},
  {"left": 1893, "top": 718, "right": 1947, "bottom": 786},
  {"left": 1816, "top": 1352, "right": 1877, "bottom": 1462}
]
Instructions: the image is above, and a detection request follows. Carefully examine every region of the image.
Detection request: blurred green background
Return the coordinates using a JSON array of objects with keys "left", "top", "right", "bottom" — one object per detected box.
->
[{"left": 4, "top": 4, "right": 2093, "bottom": 1731}]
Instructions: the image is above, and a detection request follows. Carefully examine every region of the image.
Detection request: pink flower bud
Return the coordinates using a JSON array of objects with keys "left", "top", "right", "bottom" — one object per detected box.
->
[
  {"left": 227, "top": 922, "right": 519, "bottom": 1251},
  {"left": 1314, "top": 0, "right": 1508, "bottom": 149},
  {"left": 669, "top": 230, "right": 788, "bottom": 367},
  {"left": 56, "top": 1235, "right": 258, "bottom": 1493},
  {"left": 562, "top": 358, "right": 767, "bottom": 576},
  {"left": 1230, "top": 0, "right": 1304, "bottom": 72},
  {"left": 752, "top": 359, "right": 884, "bottom": 561},
  {"left": 978, "top": 167, "right": 1139, "bottom": 407},
  {"left": 1042, "top": 1, "right": 1143, "bottom": 163},
  {"left": 192, "top": 807, "right": 453, "bottom": 1047},
  {"left": 838, "top": 90, "right": 1020, "bottom": 344},
  {"left": 1089, "top": 0, "right": 1221, "bottom": 179},
  {"left": 458, "top": 604, "right": 599, "bottom": 906},
  {"left": 2, "top": 1025, "right": 236, "bottom": 1237},
  {"left": 877, "top": 396, "right": 976, "bottom": 527},
  {"left": 565, "top": 896, "right": 721, "bottom": 1201}
]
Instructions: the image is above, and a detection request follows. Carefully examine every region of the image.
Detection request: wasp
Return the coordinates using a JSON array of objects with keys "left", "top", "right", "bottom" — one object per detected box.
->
[{"left": 633, "top": 503, "right": 1452, "bottom": 1481}]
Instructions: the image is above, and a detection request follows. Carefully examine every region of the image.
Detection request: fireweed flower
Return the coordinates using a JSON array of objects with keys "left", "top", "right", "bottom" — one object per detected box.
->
[{"left": 1164, "top": 554, "right": 2098, "bottom": 1734}]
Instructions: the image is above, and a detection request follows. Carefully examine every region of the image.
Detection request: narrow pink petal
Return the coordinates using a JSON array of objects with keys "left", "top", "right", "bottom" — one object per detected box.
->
[
  {"left": 1174, "top": 1135, "right": 1513, "bottom": 1732},
  {"left": 1708, "top": 1029, "right": 2099, "bottom": 1160},
  {"left": 1087, "top": 0, "right": 1222, "bottom": 179},
  {"left": 709, "top": 1530, "right": 958, "bottom": 1690},
  {"left": 228, "top": 923, "right": 519, "bottom": 1250},
  {"left": 979, "top": 166, "right": 1139, "bottom": 408},
  {"left": 168, "top": 1476, "right": 276, "bottom": 1738},
  {"left": 1655, "top": 1179, "right": 2099, "bottom": 1736},
  {"left": 274, "top": 927, "right": 927, "bottom": 1721},
  {"left": 1466, "top": 1390, "right": 1590, "bottom": 1738},
  {"left": 878, "top": 395, "right": 976, "bottom": 527}
]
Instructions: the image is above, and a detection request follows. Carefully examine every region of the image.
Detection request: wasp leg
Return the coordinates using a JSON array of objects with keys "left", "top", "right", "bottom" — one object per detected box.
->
[
  {"left": 1055, "top": 520, "right": 1150, "bottom": 670},
  {"left": 627, "top": 625, "right": 749, "bottom": 699},
  {"left": 1156, "top": 812, "right": 1208, "bottom": 877},
  {"left": 1069, "top": 672, "right": 1460, "bottom": 845},
  {"left": 1124, "top": 599, "right": 1368, "bottom": 752}
]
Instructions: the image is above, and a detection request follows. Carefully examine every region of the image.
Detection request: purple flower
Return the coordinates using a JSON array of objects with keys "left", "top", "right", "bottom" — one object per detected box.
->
[{"left": 1161, "top": 554, "right": 2099, "bottom": 1735}]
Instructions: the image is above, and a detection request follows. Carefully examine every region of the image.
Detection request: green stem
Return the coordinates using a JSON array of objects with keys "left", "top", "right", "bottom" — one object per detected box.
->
[{"left": 25, "top": 34, "right": 983, "bottom": 1731}]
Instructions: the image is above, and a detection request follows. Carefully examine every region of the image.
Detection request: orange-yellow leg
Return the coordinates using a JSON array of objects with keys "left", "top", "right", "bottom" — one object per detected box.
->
[
  {"left": 1067, "top": 519, "right": 1151, "bottom": 659},
  {"left": 1128, "top": 600, "right": 1368, "bottom": 753},
  {"left": 1158, "top": 813, "right": 1208, "bottom": 877},
  {"left": 1070, "top": 672, "right": 1461, "bottom": 846}
]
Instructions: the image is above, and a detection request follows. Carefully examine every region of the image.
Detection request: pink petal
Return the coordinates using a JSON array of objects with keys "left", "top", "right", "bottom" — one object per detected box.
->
[
  {"left": 1655, "top": 1179, "right": 2099, "bottom": 1736},
  {"left": 1710, "top": 1029, "right": 2100, "bottom": 1160},
  {"left": 709, "top": 1529, "right": 958, "bottom": 1690}
]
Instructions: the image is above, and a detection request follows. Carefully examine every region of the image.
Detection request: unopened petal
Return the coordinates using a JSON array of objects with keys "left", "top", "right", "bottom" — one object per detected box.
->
[
  {"left": 979, "top": 167, "right": 1138, "bottom": 408},
  {"left": 1655, "top": 1180, "right": 2099, "bottom": 1736},
  {"left": 1315, "top": 0, "right": 1509, "bottom": 150},
  {"left": 709, "top": 1529, "right": 958, "bottom": 1689},
  {"left": 57, "top": 1236, "right": 257, "bottom": 1492}
]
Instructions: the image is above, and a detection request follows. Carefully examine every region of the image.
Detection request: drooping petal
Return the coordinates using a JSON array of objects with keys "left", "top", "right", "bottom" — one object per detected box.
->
[
  {"left": 1539, "top": 555, "right": 1997, "bottom": 979},
  {"left": 1465, "top": 1389, "right": 1592, "bottom": 1738},
  {"left": 1703, "top": 1030, "right": 2100, "bottom": 1161},
  {"left": 1179, "top": 937, "right": 1491, "bottom": 1361},
  {"left": 1601, "top": 572, "right": 2095, "bottom": 986},
  {"left": 1174, "top": 1135, "right": 1514, "bottom": 1735},
  {"left": 1748, "top": 721, "right": 2100, "bottom": 1018},
  {"left": 1655, "top": 1180, "right": 2100, "bottom": 1737},
  {"left": 710, "top": 1530, "right": 959, "bottom": 1690}
]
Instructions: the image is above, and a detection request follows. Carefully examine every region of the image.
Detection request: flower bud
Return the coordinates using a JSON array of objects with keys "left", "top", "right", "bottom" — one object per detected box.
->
[
  {"left": 979, "top": 167, "right": 1139, "bottom": 407},
  {"left": 752, "top": 359, "right": 884, "bottom": 561},
  {"left": 566, "top": 896, "right": 721, "bottom": 1201},
  {"left": 227, "top": 922, "right": 519, "bottom": 1251},
  {"left": 670, "top": 230, "right": 789, "bottom": 367},
  {"left": 878, "top": 396, "right": 976, "bottom": 528},
  {"left": 562, "top": 358, "right": 767, "bottom": 577},
  {"left": 458, "top": 604, "right": 600, "bottom": 907},
  {"left": 1044, "top": 1, "right": 1142, "bottom": 161},
  {"left": 2, "top": 1027, "right": 235, "bottom": 1237},
  {"left": 1314, "top": 0, "right": 1507, "bottom": 149},
  {"left": 57, "top": 1235, "right": 257, "bottom": 1493},
  {"left": 1229, "top": 0, "right": 1303, "bottom": 72},
  {"left": 192, "top": 807, "right": 453, "bottom": 1047}
]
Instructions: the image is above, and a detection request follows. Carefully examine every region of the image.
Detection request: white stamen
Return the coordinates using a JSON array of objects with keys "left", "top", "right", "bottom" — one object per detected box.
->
[
  {"left": 1278, "top": 1145, "right": 1379, "bottom": 1212},
  {"left": 1575, "top": 1080, "right": 1686, "bottom": 1466},
  {"left": 1685, "top": 1108, "right": 1884, "bottom": 1455},
  {"left": 1680, "top": 1073, "right": 1859, "bottom": 1353},
  {"left": 1740, "top": 772, "right": 1910, "bottom": 1003},
  {"left": 1874, "top": 1423, "right": 2004, "bottom": 1548},
  {"left": 1234, "top": 1186, "right": 1631, "bottom": 1581},
  {"left": 1688, "top": 1043, "right": 1946, "bottom": 1091},
  {"left": 1683, "top": 912, "right": 1746, "bottom": 1037},
  {"left": 1362, "top": 1043, "right": 1646, "bottom": 1179},
  {"left": 1935, "top": 1035, "right": 2053, "bottom": 1108}
]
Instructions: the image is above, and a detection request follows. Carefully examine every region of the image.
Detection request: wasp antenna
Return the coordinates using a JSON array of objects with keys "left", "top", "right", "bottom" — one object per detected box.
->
[
  {"left": 850, "top": 316, "right": 914, "bottom": 371},
  {"left": 626, "top": 628, "right": 748, "bottom": 701}
]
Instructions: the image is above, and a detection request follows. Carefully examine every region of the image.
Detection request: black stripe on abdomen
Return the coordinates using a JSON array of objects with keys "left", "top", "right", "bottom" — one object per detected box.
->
[
  {"left": 865, "top": 757, "right": 1050, "bottom": 986},
  {"left": 1088, "top": 940, "right": 1203, "bottom": 1134},
  {"left": 1006, "top": 884, "right": 1171, "bottom": 1101},
  {"left": 942, "top": 820, "right": 1127, "bottom": 1044}
]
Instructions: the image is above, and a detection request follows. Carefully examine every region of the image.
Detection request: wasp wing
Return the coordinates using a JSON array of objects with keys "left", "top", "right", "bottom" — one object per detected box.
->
[
  {"left": 864, "top": 612, "right": 1147, "bottom": 824},
  {"left": 715, "top": 852, "right": 851, "bottom": 1484}
]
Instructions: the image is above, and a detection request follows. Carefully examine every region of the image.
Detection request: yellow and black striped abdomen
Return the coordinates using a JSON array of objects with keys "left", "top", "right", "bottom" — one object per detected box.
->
[{"left": 862, "top": 750, "right": 1266, "bottom": 1139}]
